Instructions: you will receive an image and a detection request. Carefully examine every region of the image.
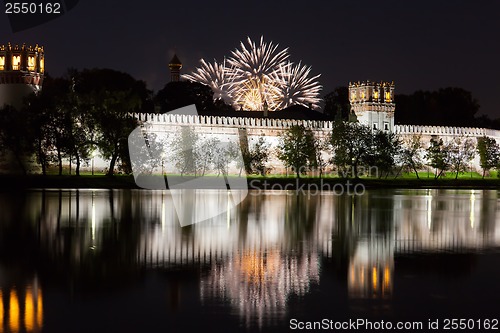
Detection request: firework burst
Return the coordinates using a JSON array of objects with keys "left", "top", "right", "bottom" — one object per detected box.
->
[
  {"left": 182, "top": 37, "right": 322, "bottom": 111},
  {"left": 275, "top": 61, "right": 322, "bottom": 110},
  {"left": 182, "top": 58, "right": 233, "bottom": 104}
]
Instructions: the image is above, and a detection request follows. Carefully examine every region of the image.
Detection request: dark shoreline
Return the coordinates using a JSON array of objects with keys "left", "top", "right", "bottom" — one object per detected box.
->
[{"left": 1, "top": 175, "right": 499, "bottom": 191}]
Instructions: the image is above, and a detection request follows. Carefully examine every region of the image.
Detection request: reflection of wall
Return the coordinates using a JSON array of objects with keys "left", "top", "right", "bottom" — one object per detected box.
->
[
  {"left": 0, "top": 277, "right": 43, "bottom": 333},
  {"left": 346, "top": 190, "right": 500, "bottom": 299},
  {"left": 8, "top": 189, "right": 500, "bottom": 309},
  {"left": 15, "top": 189, "right": 500, "bottom": 269},
  {"left": 394, "top": 190, "right": 500, "bottom": 252},
  {"left": 5, "top": 189, "right": 499, "bottom": 268},
  {"left": 135, "top": 192, "right": 329, "bottom": 326},
  {"left": 137, "top": 192, "right": 335, "bottom": 267}
]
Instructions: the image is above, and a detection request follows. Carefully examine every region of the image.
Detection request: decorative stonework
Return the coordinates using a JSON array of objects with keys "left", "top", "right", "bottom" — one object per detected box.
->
[
  {"left": 349, "top": 80, "right": 395, "bottom": 132},
  {"left": 0, "top": 42, "right": 44, "bottom": 108}
]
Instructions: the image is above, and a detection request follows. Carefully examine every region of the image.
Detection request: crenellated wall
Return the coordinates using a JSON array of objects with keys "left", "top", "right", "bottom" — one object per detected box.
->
[
  {"left": 393, "top": 124, "right": 500, "bottom": 138},
  {"left": 128, "top": 113, "right": 500, "bottom": 175},
  {"left": 136, "top": 113, "right": 333, "bottom": 131},
  {"left": 135, "top": 113, "right": 500, "bottom": 141}
]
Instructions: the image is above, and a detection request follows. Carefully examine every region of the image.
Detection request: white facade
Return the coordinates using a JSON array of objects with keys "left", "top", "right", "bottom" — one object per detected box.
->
[
  {"left": 349, "top": 80, "right": 395, "bottom": 132},
  {"left": 129, "top": 112, "right": 500, "bottom": 174}
]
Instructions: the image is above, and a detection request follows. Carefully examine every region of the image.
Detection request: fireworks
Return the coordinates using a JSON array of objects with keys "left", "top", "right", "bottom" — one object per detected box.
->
[
  {"left": 182, "top": 37, "right": 322, "bottom": 111},
  {"left": 181, "top": 58, "right": 233, "bottom": 104}
]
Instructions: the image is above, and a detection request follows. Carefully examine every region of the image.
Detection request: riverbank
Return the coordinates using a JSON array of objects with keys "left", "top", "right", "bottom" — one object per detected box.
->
[{"left": 1, "top": 175, "right": 500, "bottom": 190}]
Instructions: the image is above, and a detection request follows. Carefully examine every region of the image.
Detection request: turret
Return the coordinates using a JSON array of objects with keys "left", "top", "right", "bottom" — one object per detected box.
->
[
  {"left": 348, "top": 80, "right": 395, "bottom": 132},
  {"left": 0, "top": 43, "right": 45, "bottom": 108},
  {"left": 168, "top": 54, "right": 182, "bottom": 82}
]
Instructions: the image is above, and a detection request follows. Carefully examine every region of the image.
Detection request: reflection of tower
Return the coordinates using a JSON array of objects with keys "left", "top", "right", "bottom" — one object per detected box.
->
[
  {"left": 168, "top": 54, "right": 182, "bottom": 82},
  {"left": 348, "top": 81, "right": 395, "bottom": 132},
  {"left": 0, "top": 43, "right": 45, "bottom": 109},
  {"left": 0, "top": 277, "right": 44, "bottom": 333},
  {"left": 348, "top": 238, "right": 394, "bottom": 299}
]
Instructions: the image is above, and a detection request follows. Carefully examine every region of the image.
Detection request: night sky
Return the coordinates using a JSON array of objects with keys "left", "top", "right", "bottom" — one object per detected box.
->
[{"left": 1, "top": 0, "right": 499, "bottom": 117}]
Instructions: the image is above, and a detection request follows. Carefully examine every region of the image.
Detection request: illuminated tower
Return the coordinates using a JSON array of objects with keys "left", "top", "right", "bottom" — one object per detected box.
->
[
  {"left": 0, "top": 43, "right": 45, "bottom": 109},
  {"left": 168, "top": 54, "right": 182, "bottom": 82},
  {"left": 348, "top": 81, "right": 395, "bottom": 132}
]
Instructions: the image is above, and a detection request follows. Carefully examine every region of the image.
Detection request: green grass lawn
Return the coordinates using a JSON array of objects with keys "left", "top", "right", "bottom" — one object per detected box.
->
[
  {"left": 397, "top": 171, "right": 484, "bottom": 179},
  {"left": 3, "top": 167, "right": 500, "bottom": 190}
]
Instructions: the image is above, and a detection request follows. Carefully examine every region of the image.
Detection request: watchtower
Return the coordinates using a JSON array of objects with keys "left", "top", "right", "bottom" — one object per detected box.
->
[
  {"left": 348, "top": 80, "right": 395, "bottom": 132},
  {"left": 0, "top": 43, "right": 45, "bottom": 109}
]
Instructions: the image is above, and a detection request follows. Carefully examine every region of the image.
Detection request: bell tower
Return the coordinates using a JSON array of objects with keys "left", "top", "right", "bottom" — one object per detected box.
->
[
  {"left": 349, "top": 80, "right": 395, "bottom": 132},
  {"left": 168, "top": 54, "right": 182, "bottom": 82},
  {"left": 0, "top": 43, "right": 45, "bottom": 109}
]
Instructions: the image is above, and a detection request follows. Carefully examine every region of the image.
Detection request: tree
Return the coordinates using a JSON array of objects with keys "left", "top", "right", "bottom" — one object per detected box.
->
[
  {"left": 213, "top": 141, "right": 239, "bottom": 177},
  {"left": 314, "top": 137, "right": 330, "bottom": 178},
  {"left": 426, "top": 137, "right": 450, "bottom": 179},
  {"left": 251, "top": 137, "right": 270, "bottom": 176},
  {"left": 213, "top": 97, "right": 235, "bottom": 113},
  {"left": 395, "top": 88, "right": 480, "bottom": 127},
  {"left": 323, "top": 87, "right": 350, "bottom": 120},
  {"left": 238, "top": 137, "right": 271, "bottom": 176},
  {"left": 65, "top": 91, "right": 95, "bottom": 176},
  {"left": 23, "top": 94, "right": 53, "bottom": 175},
  {"left": 329, "top": 120, "right": 372, "bottom": 178},
  {"left": 368, "top": 131, "right": 401, "bottom": 178},
  {"left": 26, "top": 76, "right": 75, "bottom": 175},
  {"left": 476, "top": 136, "right": 500, "bottom": 178},
  {"left": 60, "top": 69, "right": 97, "bottom": 176},
  {"left": 398, "top": 134, "right": 425, "bottom": 179},
  {"left": 74, "top": 69, "right": 146, "bottom": 176},
  {"left": 0, "top": 105, "right": 33, "bottom": 174},
  {"left": 155, "top": 81, "right": 215, "bottom": 112},
  {"left": 128, "top": 129, "right": 164, "bottom": 175},
  {"left": 198, "top": 137, "right": 220, "bottom": 176},
  {"left": 446, "top": 137, "right": 476, "bottom": 179},
  {"left": 172, "top": 126, "right": 200, "bottom": 176},
  {"left": 277, "top": 125, "right": 317, "bottom": 178},
  {"left": 93, "top": 90, "right": 140, "bottom": 175}
]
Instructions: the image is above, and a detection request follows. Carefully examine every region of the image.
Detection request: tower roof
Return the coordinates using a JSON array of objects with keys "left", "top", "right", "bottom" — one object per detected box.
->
[{"left": 169, "top": 54, "right": 182, "bottom": 67}]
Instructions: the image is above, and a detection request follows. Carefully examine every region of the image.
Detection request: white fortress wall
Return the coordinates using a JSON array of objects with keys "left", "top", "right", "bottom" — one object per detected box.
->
[
  {"left": 138, "top": 113, "right": 332, "bottom": 174},
  {"left": 91, "top": 113, "right": 500, "bottom": 174}
]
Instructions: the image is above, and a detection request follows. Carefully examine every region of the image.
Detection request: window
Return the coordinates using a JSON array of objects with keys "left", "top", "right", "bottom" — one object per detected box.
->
[
  {"left": 28, "top": 56, "right": 36, "bottom": 71},
  {"left": 385, "top": 91, "right": 391, "bottom": 102},
  {"left": 0, "top": 56, "right": 4, "bottom": 71},
  {"left": 384, "top": 122, "right": 389, "bottom": 131},
  {"left": 12, "top": 55, "right": 21, "bottom": 70},
  {"left": 373, "top": 123, "right": 378, "bottom": 130}
]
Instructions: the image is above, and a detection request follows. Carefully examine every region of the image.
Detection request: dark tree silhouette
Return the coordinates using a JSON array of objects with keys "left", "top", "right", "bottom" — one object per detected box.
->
[
  {"left": 74, "top": 68, "right": 146, "bottom": 175},
  {"left": 155, "top": 81, "right": 215, "bottom": 112},
  {"left": 395, "top": 88, "right": 480, "bottom": 127},
  {"left": 323, "top": 86, "right": 350, "bottom": 120}
]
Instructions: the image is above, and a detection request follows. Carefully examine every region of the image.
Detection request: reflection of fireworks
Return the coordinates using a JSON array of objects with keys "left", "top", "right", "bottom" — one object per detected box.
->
[
  {"left": 200, "top": 249, "right": 320, "bottom": 328},
  {"left": 183, "top": 36, "right": 322, "bottom": 111}
]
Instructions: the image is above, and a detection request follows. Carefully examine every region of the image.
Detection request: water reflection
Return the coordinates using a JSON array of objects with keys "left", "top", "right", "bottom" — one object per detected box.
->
[
  {"left": 0, "top": 189, "right": 500, "bottom": 330},
  {"left": 201, "top": 249, "right": 320, "bottom": 327},
  {"left": 0, "top": 276, "right": 43, "bottom": 333}
]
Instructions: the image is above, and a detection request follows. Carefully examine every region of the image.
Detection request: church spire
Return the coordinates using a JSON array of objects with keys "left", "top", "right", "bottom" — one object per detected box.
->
[{"left": 168, "top": 54, "right": 182, "bottom": 82}]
